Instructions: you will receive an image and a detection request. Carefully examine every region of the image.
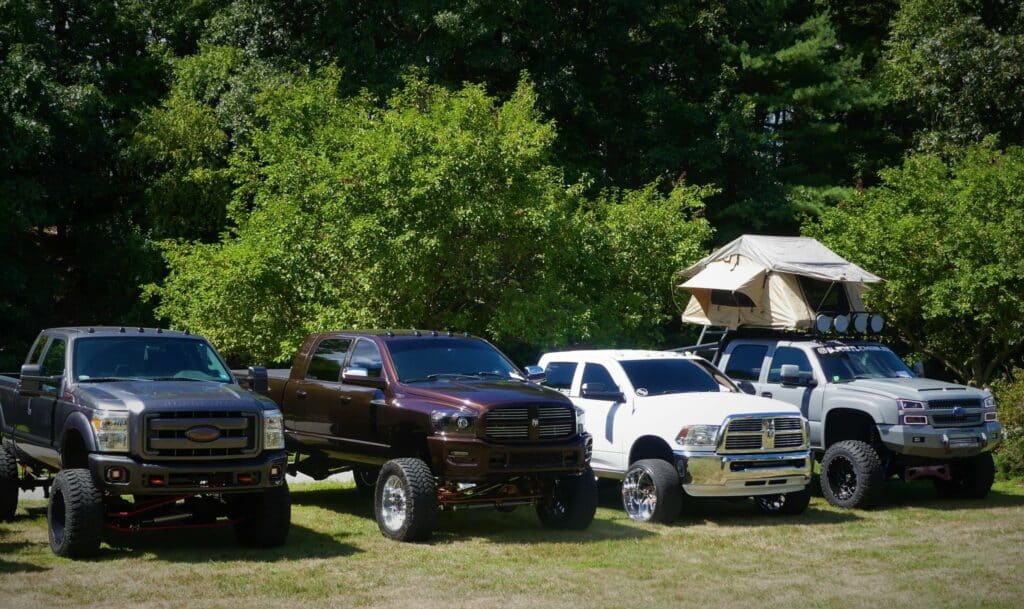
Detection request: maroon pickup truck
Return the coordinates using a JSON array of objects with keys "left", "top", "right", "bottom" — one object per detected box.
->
[{"left": 247, "top": 330, "right": 596, "bottom": 541}]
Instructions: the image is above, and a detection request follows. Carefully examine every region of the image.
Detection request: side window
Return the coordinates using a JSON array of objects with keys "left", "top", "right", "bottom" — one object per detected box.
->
[
  {"left": 542, "top": 362, "right": 577, "bottom": 392},
  {"left": 724, "top": 345, "right": 768, "bottom": 381},
  {"left": 348, "top": 339, "right": 383, "bottom": 378},
  {"left": 40, "top": 339, "right": 67, "bottom": 378},
  {"left": 306, "top": 338, "right": 351, "bottom": 382},
  {"left": 581, "top": 363, "right": 617, "bottom": 391},
  {"left": 27, "top": 335, "right": 47, "bottom": 364},
  {"left": 767, "top": 347, "right": 813, "bottom": 383}
]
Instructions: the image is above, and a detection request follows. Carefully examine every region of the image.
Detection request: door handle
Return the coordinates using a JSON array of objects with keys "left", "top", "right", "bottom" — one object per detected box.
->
[
  {"left": 295, "top": 389, "right": 308, "bottom": 399},
  {"left": 761, "top": 392, "right": 773, "bottom": 399},
  {"left": 338, "top": 396, "right": 351, "bottom": 404}
]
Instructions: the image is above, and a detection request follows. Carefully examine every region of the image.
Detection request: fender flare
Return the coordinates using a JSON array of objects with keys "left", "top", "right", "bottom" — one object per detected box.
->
[{"left": 59, "top": 411, "right": 98, "bottom": 455}]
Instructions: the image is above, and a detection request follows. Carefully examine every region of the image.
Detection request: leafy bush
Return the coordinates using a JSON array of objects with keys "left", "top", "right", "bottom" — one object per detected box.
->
[{"left": 992, "top": 371, "right": 1024, "bottom": 479}]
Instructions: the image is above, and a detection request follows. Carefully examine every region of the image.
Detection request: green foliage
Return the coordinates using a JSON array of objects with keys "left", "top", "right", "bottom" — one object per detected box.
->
[
  {"left": 147, "top": 72, "right": 712, "bottom": 363},
  {"left": 807, "top": 141, "right": 1024, "bottom": 385},
  {"left": 992, "top": 370, "right": 1024, "bottom": 479}
]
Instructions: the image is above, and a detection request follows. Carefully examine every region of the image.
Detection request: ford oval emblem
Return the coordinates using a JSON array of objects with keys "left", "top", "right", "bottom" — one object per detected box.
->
[{"left": 185, "top": 425, "right": 221, "bottom": 443}]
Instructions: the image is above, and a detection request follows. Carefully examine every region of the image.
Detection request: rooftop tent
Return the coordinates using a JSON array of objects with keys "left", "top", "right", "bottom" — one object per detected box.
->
[{"left": 677, "top": 235, "right": 882, "bottom": 330}]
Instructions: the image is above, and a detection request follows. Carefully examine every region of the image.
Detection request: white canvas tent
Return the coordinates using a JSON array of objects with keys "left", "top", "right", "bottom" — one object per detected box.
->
[{"left": 677, "top": 235, "right": 882, "bottom": 330}]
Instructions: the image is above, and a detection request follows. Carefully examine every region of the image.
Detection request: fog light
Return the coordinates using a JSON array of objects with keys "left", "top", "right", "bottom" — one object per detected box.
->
[
  {"left": 269, "top": 464, "right": 283, "bottom": 483},
  {"left": 902, "top": 415, "right": 928, "bottom": 426},
  {"left": 912, "top": 436, "right": 926, "bottom": 443},
  {"left": 984, "top": 411, "right": 998, "bottom": 422},
  {"left": 105, "top": 466, "right": 128, "bottom": 483},
  {"left": 449, "top": 450, "right": 470, "bottom": 458}
]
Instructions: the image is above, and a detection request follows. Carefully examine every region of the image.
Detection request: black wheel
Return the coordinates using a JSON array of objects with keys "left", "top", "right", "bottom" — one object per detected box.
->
[
  {"left": 48, "top": 468, "right": 104, "bottom": 558},
  {"left": 619, "top": 459, "right": 682, "bottom": 524},
  {"left": 536, "top": 466, "right": 598, "bottom": 530},
  {"left": 820, "top": 440, "right": 884, "bottom": 509},
  {"left": 934, "top": 453, "right": 995, "bottom": 499},
  {"left": 374, "top": 458, "right": 436, "bottom": 542},
  {"left": 353, "top": 467, "right": 379, "bottom": 497},
  {"left": 0, "top": 444, "right": 19, "bottom": 521},
  {"left": 755, "top": 486, "right": 811, "bottom": 515},
  {"left": 234, "top": 484, "right": 291, "bottom": 548}
]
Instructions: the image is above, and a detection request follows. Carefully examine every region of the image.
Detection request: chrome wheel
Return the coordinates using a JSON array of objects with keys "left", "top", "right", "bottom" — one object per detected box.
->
[
  {"left": 622, "top": 468, "right": 657, "bottom": 521},
  {"left": 380, "top": 475, "right": 407, "bottom": 532}
]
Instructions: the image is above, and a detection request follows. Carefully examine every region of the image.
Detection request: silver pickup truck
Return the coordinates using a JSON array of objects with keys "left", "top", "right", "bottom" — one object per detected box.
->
[{"left": 714, "top": 337, "right": 1001, "bottom": 508}]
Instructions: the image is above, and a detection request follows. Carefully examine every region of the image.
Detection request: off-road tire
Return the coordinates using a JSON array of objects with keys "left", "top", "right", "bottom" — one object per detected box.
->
[
  {"left": 48, "top": 468, "right": 104, "bottom": 558},
  {"left": 934, "top": 453, "right": 995, "bottom": 500},
  {"left": 620, "top": 459, "right": 682, "bottom": 524},
  {"left": 820, "top": 440, "right": 884, "bottom": 509},
  {"left": 537, "top": 466, "right": 598, "bottom": 530},
  {"left": 0, "top": 443, "right": 19, "bottom": 520},
  {"left": 754, "top": 486, "right": 811, "bottom": 516},
  {"left": 353, "top": 467, "right": 379, "bottom": 498},
  {"left": 234, "top": 484, "right": 291, "bottom": 548},
  {"left": 374, "top": 458, "right": 436, "bottom": 542}
]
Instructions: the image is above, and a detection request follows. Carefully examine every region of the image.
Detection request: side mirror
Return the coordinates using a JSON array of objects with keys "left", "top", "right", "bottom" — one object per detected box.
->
[
  {"left": 342, "top": 366, "right": 386, "bottom": 386},
  {"left": 18, "top": 364, "right": 43, "bottom": 397},
  {"left": 523, "top": 365, "right": 546, "bottom": 383},
  {"left": 911, "top": 362, "right": 924, "bottom": 377},
  {"left": 581, "top": 382, "right": 624, "bottom": 402},
  {"left": 247, "top": 366, "right": 269, "bottom": 394},
  {"left": 779, "top": 364, "right": 801, "bottom": 386}
]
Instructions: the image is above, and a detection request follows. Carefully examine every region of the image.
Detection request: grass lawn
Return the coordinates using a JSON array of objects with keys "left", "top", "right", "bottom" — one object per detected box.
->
[{"left": 2, "top": 478, "right": 1022, "bottom": 609}]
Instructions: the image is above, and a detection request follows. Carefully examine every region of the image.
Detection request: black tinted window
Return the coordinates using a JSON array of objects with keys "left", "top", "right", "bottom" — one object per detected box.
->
[
  {"left": 307, "top": 338, "right": 351, "bottom": 381},
  {"left": 543, "top": 362, "right": 577, "bottom": 390},
  {"left": 41, "top": 340, "right": 66, "bottom": 377},
  {"left": 619, "top": 359, "right": 719, "bottom": 395},
  {"left": 767, "top": 347, "right": 813, "bottom": 383},
  {"left": 724, "top": 345, "right": 768, "bottom": 381},
  {"left": 581, "top": 364, "right": 617, "bottom": 391},
  {"left": 348, "top": 339, "right": 383, "bottom": 378}
]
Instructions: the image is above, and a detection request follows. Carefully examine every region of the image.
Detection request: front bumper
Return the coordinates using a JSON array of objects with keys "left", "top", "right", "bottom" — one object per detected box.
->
[
  {"left": 88, "top": 450, "right": 289, "bottom": 495},
  {"left": 675, "top": 449, "right": 812, "bottom": 498},
  {"left": 426, "top": 433, "right": 592, "bottom": 481},
  {"left": 878, "top": 422, "right": 1001, "bottom": 459}
]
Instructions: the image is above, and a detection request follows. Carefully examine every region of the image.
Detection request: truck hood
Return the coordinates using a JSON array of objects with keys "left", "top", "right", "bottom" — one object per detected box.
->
[
  {"left": 830, "top": 377, "right": 988, "bottom": 402},
  {"left": 398, "top": 379, "right": 571, "bottom": 412},
  {"left": 634, "top": 391, "right": 800, "bottom": 425},
  {"left": 72, "top": 380, "right": 271, "bottom": 414}
]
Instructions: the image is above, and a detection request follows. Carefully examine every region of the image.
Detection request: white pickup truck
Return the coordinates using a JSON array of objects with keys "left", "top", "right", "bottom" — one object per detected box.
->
[{"left": 536, "top": 350, "right": 812, "bottom": 523}]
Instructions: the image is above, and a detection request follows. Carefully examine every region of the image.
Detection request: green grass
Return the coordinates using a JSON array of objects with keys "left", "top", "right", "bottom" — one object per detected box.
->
[{"left": 2, "top": 478, "right": 1023, "bottom": 609}]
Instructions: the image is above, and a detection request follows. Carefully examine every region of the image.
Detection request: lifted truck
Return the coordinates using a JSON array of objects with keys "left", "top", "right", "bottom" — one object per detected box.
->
[
  {"left": 0, "top": 327, "right": 290, "bottom": 558},
  {"left": 246, "top": 330, "right": 596, "bottom": 541},
  {"left": 714, "top": 334, "right": 1001, "bottom": 508}
]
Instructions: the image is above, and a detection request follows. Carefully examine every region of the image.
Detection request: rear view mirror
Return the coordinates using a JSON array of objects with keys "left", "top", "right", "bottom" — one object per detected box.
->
[
  {"left": 581, "top": 382, "right": 624, "bottom": 402},
  {"left": 18, "top": 363, "right": 43, "bottom": 397},
  {"left": 523, "top": 365, "right": 546, "bottom": 383},
  {"left": 247, "top": 366, "right": 269, "bottom": 394}
]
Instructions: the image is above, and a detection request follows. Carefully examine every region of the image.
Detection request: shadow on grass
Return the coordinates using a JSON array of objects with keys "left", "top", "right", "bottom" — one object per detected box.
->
[
  {"left": 99, "top": 521, "right": 360, "bottom": 562},
  {"left": 291, "top": 483, "right": 656, "bottom": 544},
  {"left": 862, "top": 477, "right": 1024, "bottom": 511},
  {"left": 0, "top": 526, "right": 49, "bottom": 573}
]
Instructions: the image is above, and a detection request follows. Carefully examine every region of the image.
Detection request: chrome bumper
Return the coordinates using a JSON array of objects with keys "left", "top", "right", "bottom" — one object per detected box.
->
[{"left": 675, "top": 449, "right": 812, "bottom": 498}]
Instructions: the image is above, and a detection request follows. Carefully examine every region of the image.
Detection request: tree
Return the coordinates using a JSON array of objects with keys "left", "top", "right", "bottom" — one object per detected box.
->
[
  {"left": 147, "top": 70, "right": 712, "bottom": 363},
  {"left": 806, "top": 141, "right": 1024, "bottom": 385}
]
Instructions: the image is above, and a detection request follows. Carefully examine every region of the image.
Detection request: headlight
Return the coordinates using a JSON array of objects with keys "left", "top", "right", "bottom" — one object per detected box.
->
[
  {"left": 431, "top": 410, "right": 477, "bottom": 437},
  {"left": 675, "top": 425, "right": 720, "bottom": 448},
  {"left": 262, "top": 409, "right": 285, "bottom": 450},
  {"left": 92, "top": 410, "right": 129, "bottom": 452},
  {"left": 575, "top": 406, "right": 586, "bottom": 434},
  {"left": 898, "top": 399, "right": 926, "bottom": 410},
  {"left": 984, "top": 395, "right": 996, "bottom": 408}
]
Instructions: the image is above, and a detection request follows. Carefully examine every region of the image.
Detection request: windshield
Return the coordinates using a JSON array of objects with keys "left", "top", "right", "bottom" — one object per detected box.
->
[
  {"left": 619, "top": 359, "right": 721, "bottom": 396},
  {"left": 388, "top": 338, "right": 521, "bottom": 383},
  {"left": 816, "top": 344, "right": 915, "bottom": 382},
  {"left": 73, "top": 337, "right": 233, "bottom": 383}
]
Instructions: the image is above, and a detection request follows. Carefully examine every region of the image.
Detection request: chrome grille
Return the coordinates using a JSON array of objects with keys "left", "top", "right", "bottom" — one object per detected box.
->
[
  {"left": 719, "top": 416, "right": 806, "bottom": 453},
  {"left": 484, "top": 405, "right": 576, "bottom": 442},
  {"left": 143, "top": 411, "right": 259, "bottom": 459}
]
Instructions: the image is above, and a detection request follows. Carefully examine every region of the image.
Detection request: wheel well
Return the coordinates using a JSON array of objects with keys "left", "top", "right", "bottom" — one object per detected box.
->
[
  {"left": 628, "top": 436, "right": 674, "bottom": 465},
  {"left": 60, "top": 430, "right": 89, "bottom": 469},
  {"left": 824, "top": 408, "right": 878, "bottom": 447}
]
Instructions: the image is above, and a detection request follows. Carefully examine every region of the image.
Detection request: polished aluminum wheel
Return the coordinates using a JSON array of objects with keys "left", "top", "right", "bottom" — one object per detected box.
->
[
  {"left": 381, "top": 474, "right": 408, "bottom": 532},
  {"left": 622, "top": 468, "right": 657, "bottom": 521}
]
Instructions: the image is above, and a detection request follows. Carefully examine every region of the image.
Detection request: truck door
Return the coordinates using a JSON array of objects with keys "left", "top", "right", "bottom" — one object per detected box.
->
[
  {"left": 282, "top": 337, "right": 351, "bottom": 452},
  {"left": 3, "top": 334, "right": 46, "bottom": 441},
  {"left": 336, "top": 338, "right": 389, "bottom": 458},
  {"left": 573, "top": 362, "right": 627, "bottom": 475},
  {"left": 21, "top": 337, "right": 65, "bottom": 465},
  {"left": 761, "top": 344, "right": 819, "bottom": 416}
]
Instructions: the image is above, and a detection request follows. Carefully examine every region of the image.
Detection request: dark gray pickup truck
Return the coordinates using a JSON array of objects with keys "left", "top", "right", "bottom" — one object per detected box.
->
[{"left": 0, "top": 327, "right": 290, "bottom": 557}]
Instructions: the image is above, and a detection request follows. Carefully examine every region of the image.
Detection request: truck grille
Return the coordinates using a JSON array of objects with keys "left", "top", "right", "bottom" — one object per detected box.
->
[
  {"left": 720, "top": 416, "right": 805, "bottom": 453},
  {"left": 927, "top": 398, "right": 983, "bottom": 428},
  {"left": 143, "top": 411, "right": 259, "bottom": 459},
  {"left": 931, "top": 413, "right": 983, "bottom": 428},
  {"left": 928, "top": 398, "right": 981, "bottom": 409},
  {"left": 484, "top": 405, "right": 576, "bottom": 442}
]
